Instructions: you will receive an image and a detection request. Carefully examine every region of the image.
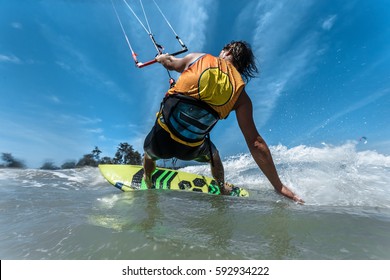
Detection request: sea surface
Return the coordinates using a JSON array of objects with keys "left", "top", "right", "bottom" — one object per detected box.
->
[{"left": 1, "top": 142, "right": 389, "bottom": 260}]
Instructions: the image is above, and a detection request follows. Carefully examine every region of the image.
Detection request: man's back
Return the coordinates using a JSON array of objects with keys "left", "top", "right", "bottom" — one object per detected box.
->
[{"left": 167, "top": 54, "right": 245, "bottom": 119}]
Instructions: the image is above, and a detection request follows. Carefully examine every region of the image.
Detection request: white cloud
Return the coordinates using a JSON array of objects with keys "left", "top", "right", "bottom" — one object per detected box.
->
[
  {"left": 48, "top": 95, "right": 61, "bottom": 104},
  {"left": 0, "top": 54, "right": 21, "bottom": 64},
  {"left": 87, "top": 128, "right": 104, "bottom": 134},
  {"left": 175, "top": 0, "right": 214, "bottom": 51},
  {"left": 39, "top": 23, "right": 134, "bottom": 105},
  {"left": 55, "top": 61, "right": 71, "bottom": 71},
  {"left": 247, "top": 0, "right": 318, "bottom": 126},
  {"left": 322, "top": 15, "right": 337, "bottom": 31},
  {"left": 58, "top": 114, "right": 102, "bottom": 125},
  {"left": 11, "top": 22, "right": 23, "bottom": 29}
]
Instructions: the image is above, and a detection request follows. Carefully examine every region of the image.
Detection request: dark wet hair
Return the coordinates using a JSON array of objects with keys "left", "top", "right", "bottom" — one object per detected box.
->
[{"left": 223, "top": 41, "right": 258, "bottom": 83}]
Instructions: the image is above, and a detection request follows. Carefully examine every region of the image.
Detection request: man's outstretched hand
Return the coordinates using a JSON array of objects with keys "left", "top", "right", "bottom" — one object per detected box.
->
[{"left": 280, "top": 184, "right": 305, "bottom": 204}]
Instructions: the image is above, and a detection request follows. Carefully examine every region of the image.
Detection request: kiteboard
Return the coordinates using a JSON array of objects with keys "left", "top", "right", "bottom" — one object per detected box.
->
[{"left": 98, "top": 164, "right": 249, "bottom": 197}]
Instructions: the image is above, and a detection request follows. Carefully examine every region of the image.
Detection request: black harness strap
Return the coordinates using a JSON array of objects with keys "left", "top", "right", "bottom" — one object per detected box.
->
[
  {"left": 159, "top": 94, "right": 219, "bottom": 165},
  {"left": 160, "top": 94, "right": 220, "bottom": 143}
]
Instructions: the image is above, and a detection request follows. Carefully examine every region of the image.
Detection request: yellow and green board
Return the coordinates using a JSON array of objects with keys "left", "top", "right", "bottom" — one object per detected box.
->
[{"left": 98, "top": 164, "right": 249, "bottom": 197}]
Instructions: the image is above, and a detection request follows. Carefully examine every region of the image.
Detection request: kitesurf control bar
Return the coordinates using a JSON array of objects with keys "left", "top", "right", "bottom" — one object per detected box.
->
[
  {"left": 135, "top": 36, "right": 188, "bottom": 68},
  {"left": 135, "top": 47, "right": 188, "bottom": 68},
  {"left": 113, "top": 0, "right": 188, "bottom": 69}
]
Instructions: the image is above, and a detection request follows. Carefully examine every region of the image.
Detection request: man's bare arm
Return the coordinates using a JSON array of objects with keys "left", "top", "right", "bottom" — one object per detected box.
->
[
  {"left": 234, "top": 90, "right": 304, "bottom": 203},
  {"left": 156, "top": 53, "right": 204, "bottom": 72}
]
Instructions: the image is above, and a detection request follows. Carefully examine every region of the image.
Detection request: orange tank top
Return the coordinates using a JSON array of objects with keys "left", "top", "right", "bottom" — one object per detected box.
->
[
  {"left": 167, "top": 54, "right": 245, "bottom": 119},
  {"left": 158, "top": 54, "right": 245, "bottom": 147}
]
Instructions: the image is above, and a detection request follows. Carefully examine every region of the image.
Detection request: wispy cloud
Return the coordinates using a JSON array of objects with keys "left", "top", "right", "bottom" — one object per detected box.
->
[
  {"left": 321, "top": 15, "right": 337, "bottom": 31},
  {"left": 55, "top": 44, "right": 131, "bottom": 102},
  {"left": 244, "top": 0, "right": 320, "bottom": 126},
  {"left": 140, "top": 0, "right": 215, "bottom": 120},
  {"left": 46, "top": 95, "right": 61, "bottom": 104},
  {"left": 0, "top": 54, "right": 21, "bottom": 64},
  {"left": 175, "top": 0, "right": 214, "bottom": 51},
  {"left": 87, "top": 128, "right": 104, "bottom": 134},
  {"left": 11, "top": 22, "right": 23, "bottom": 29},
  {"left": 0, "top": 113, "right": 96, "bottom": 167},
  {"left": 55, "top": 61, "right": 71, "bottom": 71},
  {"left": 57, "top": 114, "right": 102, "bottom": 125},
  {"left": 38, "top": 22, "right": 134, "bottom": 105},
  {"left": 306, "top": 88, "right": 390, "bottom": 137}
]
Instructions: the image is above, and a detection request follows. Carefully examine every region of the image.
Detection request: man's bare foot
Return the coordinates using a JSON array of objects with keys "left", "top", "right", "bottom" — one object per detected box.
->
[
  {"left": 221, "top": 182, "right": 234, "bottom": 195},
  {"left": 143, "top": 175, "right": 153, "bottom": 189}
]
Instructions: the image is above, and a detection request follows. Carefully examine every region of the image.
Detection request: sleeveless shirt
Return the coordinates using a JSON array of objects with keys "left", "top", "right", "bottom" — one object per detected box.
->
[{"left": 158, "top": 54, "right": 245, "bottom": 146}]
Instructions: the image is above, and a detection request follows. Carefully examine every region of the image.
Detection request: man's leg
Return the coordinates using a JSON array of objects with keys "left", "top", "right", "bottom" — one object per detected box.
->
[
  {"left": 143, "top": 153, "right": 156, "bottom": 188},
  {"left": 210, "top": 150, "right": 232, "bottom": 195}
]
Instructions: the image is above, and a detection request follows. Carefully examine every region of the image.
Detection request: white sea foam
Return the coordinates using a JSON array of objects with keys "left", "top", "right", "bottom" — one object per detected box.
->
[
  {"left": 181, "top": 142, "right": 390, "bottom": 208},
  {"left": 1, "top": 143, "right": 389, "bottom": 208}
]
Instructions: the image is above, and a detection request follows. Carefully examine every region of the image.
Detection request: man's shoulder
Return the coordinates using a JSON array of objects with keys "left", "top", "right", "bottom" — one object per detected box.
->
[
  {"left": 183, "top": 53, "right": 208, "bottom": 70},
  {"left": 185, "top": 53, "right": 208, "bottom": 60}
]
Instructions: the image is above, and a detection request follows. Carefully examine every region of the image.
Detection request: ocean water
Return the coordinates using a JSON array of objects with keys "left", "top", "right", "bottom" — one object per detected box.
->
[{"left": 0, "top": 142, "right": 389, "bottom": 260}]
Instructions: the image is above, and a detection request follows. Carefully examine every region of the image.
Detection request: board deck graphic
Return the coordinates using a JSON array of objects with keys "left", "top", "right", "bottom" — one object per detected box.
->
[{"left": 98, "top": 164, "right": 249, "bottom": 197}]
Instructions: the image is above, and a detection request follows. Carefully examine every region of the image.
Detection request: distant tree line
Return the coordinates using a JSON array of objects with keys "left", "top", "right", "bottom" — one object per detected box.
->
[
  {"left": 0, "top": 142, "right": 142, "bottom": 170},
  {"left": 0, "top": 153, "right": 26, "bottom": 169}
]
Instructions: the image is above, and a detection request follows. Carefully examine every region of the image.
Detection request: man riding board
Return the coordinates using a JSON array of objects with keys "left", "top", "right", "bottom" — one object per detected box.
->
[{"left": 143, "top": 41, "right": 304, "bottom": 203}]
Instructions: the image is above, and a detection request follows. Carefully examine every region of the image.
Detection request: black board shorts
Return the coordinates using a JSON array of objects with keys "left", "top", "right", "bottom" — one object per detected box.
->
[{"left": 143, "top": 122, "right": 216, "bottom": 162}]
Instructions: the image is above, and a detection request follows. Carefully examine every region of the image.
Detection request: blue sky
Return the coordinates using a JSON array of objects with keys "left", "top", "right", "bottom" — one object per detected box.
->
[{"left": 1, "top": 0, "right": 389, "bottom": 168}]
